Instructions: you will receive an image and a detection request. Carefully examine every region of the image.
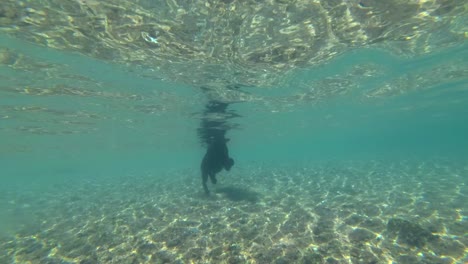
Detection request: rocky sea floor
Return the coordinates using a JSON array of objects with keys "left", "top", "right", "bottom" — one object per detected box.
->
[{"left": 1, "top": 160, "right": 467, "bottom": 264}]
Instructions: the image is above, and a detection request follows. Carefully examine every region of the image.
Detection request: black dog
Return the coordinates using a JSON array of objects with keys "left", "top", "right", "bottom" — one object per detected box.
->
[
  {"left": 201, "top": 137, "right": 234, "bottom": 195},
  {"left": 198, "top": 100, "right": 235, "bottom": 195}
]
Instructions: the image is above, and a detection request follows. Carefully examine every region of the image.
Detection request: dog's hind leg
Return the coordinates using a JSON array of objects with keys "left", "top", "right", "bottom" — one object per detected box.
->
[
  {"left": 202, "top": 172, "right": 210, "bottom": 195},
  {"left": 209, "top": 173, "right": 217, "bottom": 184}
]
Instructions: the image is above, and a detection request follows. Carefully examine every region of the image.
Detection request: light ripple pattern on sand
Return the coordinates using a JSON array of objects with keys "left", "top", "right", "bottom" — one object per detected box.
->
[{"left": 0, "top": 160, "right": 467, "bottom": 263}]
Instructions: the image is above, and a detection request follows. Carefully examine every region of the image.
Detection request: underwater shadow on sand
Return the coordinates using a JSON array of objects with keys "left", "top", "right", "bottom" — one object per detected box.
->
[{"left": 215, "top": 186, "right": 260, "bottom": 203}]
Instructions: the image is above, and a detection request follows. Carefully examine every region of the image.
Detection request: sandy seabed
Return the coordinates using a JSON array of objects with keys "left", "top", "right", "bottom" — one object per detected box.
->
[{"left": 1, "top": 160, "right": 467, "bottom": 264}]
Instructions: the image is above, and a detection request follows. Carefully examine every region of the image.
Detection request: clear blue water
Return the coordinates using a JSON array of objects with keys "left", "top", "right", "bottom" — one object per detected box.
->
[
  {"left": 1, "top": 4, "right": 468, "bottom": 263},
  {"left": 2, "top": 34, "right": 467, "bottom": 178}
]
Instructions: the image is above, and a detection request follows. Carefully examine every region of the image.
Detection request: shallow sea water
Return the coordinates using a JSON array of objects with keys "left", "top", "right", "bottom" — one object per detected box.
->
[{"left": 1, "top": 1, "right": 468, "bottom": 263}]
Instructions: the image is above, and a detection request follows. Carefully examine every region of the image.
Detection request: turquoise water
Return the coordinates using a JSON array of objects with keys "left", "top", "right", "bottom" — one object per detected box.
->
[{"left": 1, "top": 5, "right": 468, "bottom": 263}]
